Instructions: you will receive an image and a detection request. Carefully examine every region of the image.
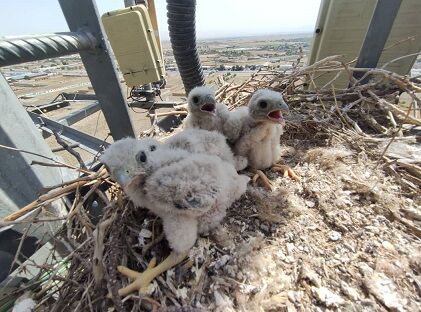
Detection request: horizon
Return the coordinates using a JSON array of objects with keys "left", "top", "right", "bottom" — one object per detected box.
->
[
  {"left": 164, "top": 31, "right": 314, "bottom": 42},
  {"left": 0, "top": 0, "right": 321, "bottom": 40},
  {"left": 0, "top": 31, "right": 313, "bottom": 43},
  {"left": 1, "top": 31, "right": 314, "bottom": 41}
]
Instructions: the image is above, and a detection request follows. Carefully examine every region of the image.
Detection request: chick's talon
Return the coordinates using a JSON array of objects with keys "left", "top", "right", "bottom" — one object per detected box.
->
[
  {"left": 252, "top": 169, "right": 274, "bottom": 191},
  {"left": 109, "top": 252, "right": 187, "bottom": 298},
  {"left": 272, "top": 164, "right": 300, "bottom": 182},
  {"left": 116, "top": 258, "right": 157, "bottom": 296}
]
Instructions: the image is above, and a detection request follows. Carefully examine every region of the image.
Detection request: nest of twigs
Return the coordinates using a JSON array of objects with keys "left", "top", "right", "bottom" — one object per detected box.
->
[{"left": 1, "top": 56, "right": 421, "bottom": 312}]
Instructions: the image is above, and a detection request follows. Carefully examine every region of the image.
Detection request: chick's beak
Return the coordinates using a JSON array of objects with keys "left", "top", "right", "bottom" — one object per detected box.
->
[
  {"left": 200, "top": 95, "right": 216, "bottom": 114},
  {"left": 267, "top": 110, "right": 286, "bottom": 126},
  {"left": 115, "top": 172, "right": 131, "bottom": 188},
  {"left": 102, "top": 163, "right": 129, "bottom": 186},
  {"left": 125, "top": 173, "right": 146, "bottom": 191},
  {"left": 280, "top": 102, "right": 289, "bottom": 113},
  {"left": 200, "top": 103, "right": 216, "bottom": 114}
]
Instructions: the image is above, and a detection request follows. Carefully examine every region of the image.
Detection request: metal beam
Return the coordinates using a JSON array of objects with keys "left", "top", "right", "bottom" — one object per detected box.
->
[
  {"left": 58, "top": 102, "right": 101, "bottom": 126},
  {"left": 124, "top": 0, "right": 136, "bottom": 6},
  {"left": 61, "top": 92, "right": 97, "bottom": 101},
  {"left": 58, "top": 0, "right": 136, "bottom": 140},
  {"left": 29, "top": 112, "right": 109, "bottom": 155},
  {"left": 353, "top": 0, "right": 402, "bottom": 81},
  {"left": 30, "top": 101, "right": 70, "bottom": 114},
  {"left": 0, "top": 32, "right": 97, "bottom": 67},
  {"left": 129, "top": 101, "right": 180, "bottom": 109},
  {"left": 0, "top": 74, "right": 69, "bottom": 215}
]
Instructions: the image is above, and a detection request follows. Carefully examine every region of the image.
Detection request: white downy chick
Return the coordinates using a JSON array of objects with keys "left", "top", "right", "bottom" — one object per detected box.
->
[
  {"left": 163, "top": 128, "right": 248, "bottom": 171},
  {"left": 229, "top": 89, "right": 289, "bottom": 170},
  {"left": 100, "top": 138, "right": 250, "bottom": 254},
  {"left": 183, "top": 86, "right": 230, "bottom": 133},
  {"left": 100, "top": 137, "right": 250, "bottom": 295}
]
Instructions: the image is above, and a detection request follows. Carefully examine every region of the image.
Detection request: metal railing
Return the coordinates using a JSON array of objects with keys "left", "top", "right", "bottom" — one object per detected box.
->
[
  {"left": 0, "top": 32, "right": 98, "bottom": 67},
  {"left": 0, "top": 0, "right": 136, "bottom": 140}
]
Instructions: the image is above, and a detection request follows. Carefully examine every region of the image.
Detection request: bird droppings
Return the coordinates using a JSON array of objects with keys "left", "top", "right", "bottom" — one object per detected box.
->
[{"left": 328, "top": 231, "right": 342, "bottom": 242}]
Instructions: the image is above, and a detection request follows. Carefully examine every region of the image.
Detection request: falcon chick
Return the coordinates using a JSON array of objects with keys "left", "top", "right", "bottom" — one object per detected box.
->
[
  {"left": 164, "top": 128, "right": 248, "bottom": 171},
  {"left": 225, "top": 89, "right": 299, "bottom": 188},
  {"left": 183, "top": 86, "right": 230, "bottom": 133},
  {"left": 100, "top": 138, "right": 249, "bottom": 296}
]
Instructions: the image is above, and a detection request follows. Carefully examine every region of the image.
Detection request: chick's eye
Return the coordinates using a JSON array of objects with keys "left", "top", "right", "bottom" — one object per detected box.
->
[
  {"left": 150, "top": 145, "right": 156, "bottom": 152},
  {"left": 136, "top": 151, "right": 147, "bottom": 163},
  {"left": 192, "top": 96, "right": 199, "bottom": 104},
  {"left": 259, "top": 100, "right": 267, "bottom": 108}
]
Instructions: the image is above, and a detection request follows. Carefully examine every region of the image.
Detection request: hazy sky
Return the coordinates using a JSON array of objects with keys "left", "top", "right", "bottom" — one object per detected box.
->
[{"left": 0, "top": 0, "right": 321, "bottom": 39}]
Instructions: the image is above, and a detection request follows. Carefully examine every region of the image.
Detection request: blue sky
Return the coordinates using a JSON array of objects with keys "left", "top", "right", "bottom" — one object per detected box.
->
[{"left": 0, "top": 0, "right": 321, "bottom": 39}]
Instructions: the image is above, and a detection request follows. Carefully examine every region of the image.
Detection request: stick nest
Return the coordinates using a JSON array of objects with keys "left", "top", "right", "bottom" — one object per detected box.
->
[{"left": 2, "top": 56, "right": 421, "bottom": 312}]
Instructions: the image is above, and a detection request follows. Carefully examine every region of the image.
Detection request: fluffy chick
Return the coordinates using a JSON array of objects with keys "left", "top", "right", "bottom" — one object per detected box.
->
[
  {"left": 164, "top": 128, "right": 248, "bottom": 171},
  {"left": 231, "top": 89, "right": 288, "bottom": 169},
  {"left": 225, "top": 89, "right": 298, "bottom": 187},
  {"left": 183, "top": 86, "right": 230, "bottom": 133},
  {"left": 100, "top": 138, "right": 249, "bottom": 295}
]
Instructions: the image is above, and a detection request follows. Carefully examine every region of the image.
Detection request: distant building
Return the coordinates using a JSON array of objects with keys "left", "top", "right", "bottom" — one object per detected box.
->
[
  {"left": 278, "top": 64, "right": 293, "bottom": 71},
  {"left": 5, "top": 72, "right": 47, "bottom": 82}
]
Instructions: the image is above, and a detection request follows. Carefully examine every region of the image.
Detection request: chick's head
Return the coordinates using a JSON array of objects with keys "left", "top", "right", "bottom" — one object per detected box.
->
[
  {"left": 187, "top": 86, "right": 217, "bottom": 116},
  {"left": 99, "top": 137, "right": 160, "bottom": 188},
  {"left": 248, "top": 89, "right": 289, "bottom": 125}
]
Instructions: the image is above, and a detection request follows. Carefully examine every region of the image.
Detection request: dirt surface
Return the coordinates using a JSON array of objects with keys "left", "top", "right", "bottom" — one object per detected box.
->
[
  {"left": 105, "top": 137, "right": 418, "bottom": 312},
  {"left": 197, "top": 141, "right": 421, "bottom": 311}
]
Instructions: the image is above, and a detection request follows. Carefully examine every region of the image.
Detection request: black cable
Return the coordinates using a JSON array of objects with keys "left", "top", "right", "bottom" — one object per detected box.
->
[{"left": 167, "top": 0, "right": 205, "bottom": 94}]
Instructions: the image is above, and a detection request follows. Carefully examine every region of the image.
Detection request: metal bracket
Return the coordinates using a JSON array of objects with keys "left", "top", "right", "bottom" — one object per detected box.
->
[
  {"left": 29, "top": 111, "right": 109, "bottom": 155},
  {"left": 353, "top": 0, "right": 402, "bottom": 82}
]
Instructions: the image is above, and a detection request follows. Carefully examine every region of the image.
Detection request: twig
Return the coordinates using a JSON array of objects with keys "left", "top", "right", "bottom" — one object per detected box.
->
[
  {"left": 0, "top": 215, "right": 67, "bottom": 227},
  {"left": 368, "top": 90, "right": 421, "bottom": 126},
  {"left": 93, "top": 217, "right": 113, "bottom": 285},
  {"left": 31, "top": 160, "right": 91, "bottom": 175},
  {"left": 147, "top": 111, "right": 188, "bottom": 118},
  {"left": 0, "top": 143, "right": 83, "bottom": 172},
  {"left": 8, "top": 209, "right": 41, "bottom": 276},
  {"left": 52, "top": 143, "right": 79, "bottom": 153},
  {"left": 377, "top": 99, "right": 414, "bottom": 167},
  {"left": 2, "top": 169, "right": 105, "bottom": 222},
  {"left": 52, "top": 130, "right": 87, "bottom": 170}
]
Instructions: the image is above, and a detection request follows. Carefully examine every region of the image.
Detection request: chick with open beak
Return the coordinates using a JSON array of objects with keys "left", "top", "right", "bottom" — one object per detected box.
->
[
  {"left": 228, "top": 89, "right": 299, "bottom": 189},
  {"left": 248, "top": 89, "right": 289, "bottom": 126},
  {"left": 183, "top": 86, "right": 230, "bottom": 133},
  {"left": 198, "top": 93, "right": 216, "bottom": 115}
]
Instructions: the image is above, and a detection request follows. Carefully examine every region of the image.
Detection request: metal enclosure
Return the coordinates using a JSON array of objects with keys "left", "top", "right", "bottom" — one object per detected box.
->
[
  {"left": 102, "top": 5, "right": 165, "bottom": 87},
  {"left": 308, "top": 0, "right": 421, "bottom": 88}
]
